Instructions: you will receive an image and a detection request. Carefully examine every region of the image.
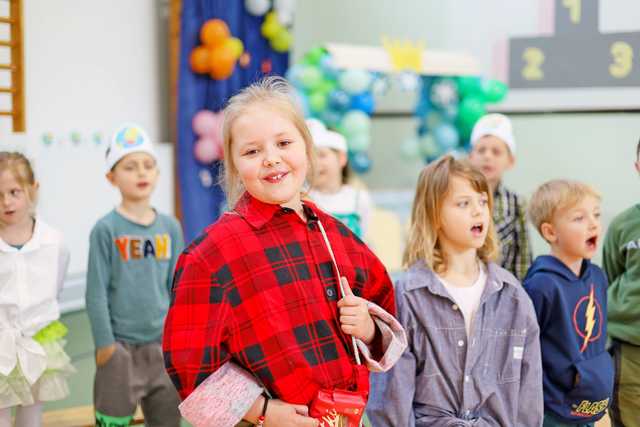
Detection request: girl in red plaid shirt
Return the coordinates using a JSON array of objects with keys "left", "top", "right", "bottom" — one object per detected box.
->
[{"left": 162, "top": 77, "right": 406, "bottom": 427}]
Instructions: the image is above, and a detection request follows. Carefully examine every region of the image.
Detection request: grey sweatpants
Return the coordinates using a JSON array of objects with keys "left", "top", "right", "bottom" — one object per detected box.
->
[{"left": 94, "top": 341, "right": 180, "bottom": 427}]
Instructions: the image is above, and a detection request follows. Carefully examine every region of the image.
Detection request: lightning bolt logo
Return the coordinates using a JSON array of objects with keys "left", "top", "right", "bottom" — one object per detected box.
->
[{"left": 580, "top": 285, "right": 596, "bottom": 353}]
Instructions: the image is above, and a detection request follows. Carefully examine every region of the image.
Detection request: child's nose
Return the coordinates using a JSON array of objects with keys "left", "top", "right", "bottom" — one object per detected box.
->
[{"left": 263, "top": 150, "right": 281, "bottom": 167}]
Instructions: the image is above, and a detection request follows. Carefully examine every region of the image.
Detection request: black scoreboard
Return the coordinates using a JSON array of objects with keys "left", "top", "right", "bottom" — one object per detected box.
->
[{"left": 508, "top": 0, "right": 639, "bottom": 89}]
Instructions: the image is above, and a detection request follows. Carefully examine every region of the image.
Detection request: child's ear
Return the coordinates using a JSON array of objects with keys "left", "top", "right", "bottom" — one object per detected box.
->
[
  {"left": 635, "top": 160, "right": 640, "bottom": 174},
  {"left": 337, "top": 151, "right": 348, "bottom": 168},
  {"left": 105, "top": 171, "right": 116, "bottom": 186},
  {"left": 540, "top": 222, "right": 556, "bottom": 243}
]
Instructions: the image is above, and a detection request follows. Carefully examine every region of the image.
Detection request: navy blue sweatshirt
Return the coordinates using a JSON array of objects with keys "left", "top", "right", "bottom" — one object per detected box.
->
[{"left": 524, "top": 255, "right": 613, "bottom": 423}]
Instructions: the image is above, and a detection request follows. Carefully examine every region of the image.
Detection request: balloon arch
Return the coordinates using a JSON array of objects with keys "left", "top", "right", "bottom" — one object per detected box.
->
[{"left": 286, "top": 43, "right": 509, "bottom": 174}]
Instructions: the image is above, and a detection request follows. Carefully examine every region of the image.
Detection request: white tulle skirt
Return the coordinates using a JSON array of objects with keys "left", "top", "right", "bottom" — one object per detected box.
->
[{"left": 0, "top": 329, "right": 75, "bottom": 408}]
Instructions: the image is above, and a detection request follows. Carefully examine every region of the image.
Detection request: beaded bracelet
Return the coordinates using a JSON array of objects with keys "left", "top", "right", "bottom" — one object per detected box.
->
[{"left": 256, "top": 396, "right": 269, "bottom": 426}]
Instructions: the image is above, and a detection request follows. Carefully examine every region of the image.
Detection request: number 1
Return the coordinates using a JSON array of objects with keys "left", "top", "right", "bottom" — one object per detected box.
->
[{"left": 562, "top": 0, "right": 582, "bottom": 24}]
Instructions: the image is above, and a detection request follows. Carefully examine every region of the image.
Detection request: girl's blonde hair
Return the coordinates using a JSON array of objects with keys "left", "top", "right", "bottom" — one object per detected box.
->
[
  {"left": 221, "top": 76, "right": 316, "bottom": 207},
  {"left": 403, "top": 155, "right": 498, "bottom": 273},
  {"left": 0, "top": 151, "right": 38, "bottom": 202}
]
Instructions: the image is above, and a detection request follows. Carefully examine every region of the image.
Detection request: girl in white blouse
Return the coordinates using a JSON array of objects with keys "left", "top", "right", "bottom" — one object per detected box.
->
[{"left": 0, "top": 152, "right": 74, "bottom": 427}]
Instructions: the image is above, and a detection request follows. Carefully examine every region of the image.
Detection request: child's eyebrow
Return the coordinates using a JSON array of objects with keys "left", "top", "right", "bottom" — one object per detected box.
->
[{"left": 236, "top": 139, "right": 260, "bottom": 147}]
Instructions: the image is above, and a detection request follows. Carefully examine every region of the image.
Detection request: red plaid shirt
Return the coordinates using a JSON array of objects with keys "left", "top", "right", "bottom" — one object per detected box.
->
[{"left": 163, "top": 193, "right": 395, "bottom": 404}]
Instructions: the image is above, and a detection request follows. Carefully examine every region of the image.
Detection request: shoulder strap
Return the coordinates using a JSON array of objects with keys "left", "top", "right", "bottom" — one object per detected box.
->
[{"left": 317, "top": 220, "right": 362, "bottom": 365}]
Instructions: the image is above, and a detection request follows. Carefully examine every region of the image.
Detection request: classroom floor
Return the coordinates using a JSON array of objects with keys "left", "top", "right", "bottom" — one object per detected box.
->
[
  {"left": 42, "top": 311, "right": 192, "bottom": 426},
  {"left": 48, "top": 311, "right": 612, "bottom": 427}
]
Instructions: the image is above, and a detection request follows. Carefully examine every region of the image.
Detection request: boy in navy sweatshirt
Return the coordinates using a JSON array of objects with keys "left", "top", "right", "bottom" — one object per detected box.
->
[{"left": 524, "top": 180, "right": 613, "bottom": 427}]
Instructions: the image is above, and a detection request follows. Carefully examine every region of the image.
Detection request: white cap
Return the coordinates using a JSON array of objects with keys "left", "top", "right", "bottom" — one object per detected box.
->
[
  {"left": 306, "top": 118, "right": 348, "bottom": 153},
  {"left": 105, "top": 123, "right": 156, "bottom": 172},
  {"left": 470, "top": 113, "right": 516, "bottom": 154}
]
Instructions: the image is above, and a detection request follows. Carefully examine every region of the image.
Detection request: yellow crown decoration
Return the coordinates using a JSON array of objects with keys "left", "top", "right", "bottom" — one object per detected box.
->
[{"left": 382, "top": 37, "right": 425, "bottom": 73}]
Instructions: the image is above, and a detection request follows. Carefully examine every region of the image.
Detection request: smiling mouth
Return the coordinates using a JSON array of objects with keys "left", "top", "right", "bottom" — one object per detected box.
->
[{"left": 264, "top": 171, "right": 289, "bottom": 183}]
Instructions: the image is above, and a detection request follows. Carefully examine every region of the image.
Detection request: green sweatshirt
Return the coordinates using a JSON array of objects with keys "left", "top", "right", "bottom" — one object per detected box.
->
[
  {"left": 603, "top": 204, "right": 640, "bottom": 345},
  {"left": 85, "top": 209, "right": 184, "bottom": 348}
]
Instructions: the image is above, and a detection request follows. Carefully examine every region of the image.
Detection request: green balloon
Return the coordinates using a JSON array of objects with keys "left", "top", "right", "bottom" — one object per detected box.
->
[
  {"left": 457, "top": 97, "right": 487, "bottom": 128},
  {"left": 419, "top": 134, "right": 440, "bottom": 158},
  {"left": 482, "top": 79, "right": 508, "bottom": 103},
  {"left": 457, "top": 121, "right": 474, "bottom": 140},
  {"left": 300, "top": 66, "right": 323, "bottom": 91},
  {"left": 304, "top": 46, "right": 327, "bottom": 66},
  {"left": 340, "top": 110, "right": 371, "bottom": 138},
  {"left": 308, "top": 91, "right": 328, "bottom": 113},
  {"left": 456, "top": 76, "right": 482, "bottom": 97},
  {"left": 316, "top": 79, "right": 337, "bottom": 95}
]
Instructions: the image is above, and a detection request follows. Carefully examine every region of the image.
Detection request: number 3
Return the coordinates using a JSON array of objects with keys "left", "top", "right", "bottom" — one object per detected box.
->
[
  {"left": 522, "top": 47, "right": 544, "bottom": 81},
  {"left": 609, "top": 42, "right": 633, "bottom": 79}
]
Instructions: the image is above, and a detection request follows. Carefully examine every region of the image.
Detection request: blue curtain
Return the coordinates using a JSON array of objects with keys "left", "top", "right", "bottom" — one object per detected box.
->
[{"left": 177, "top": 0, "right": 289, "bottom": 243}]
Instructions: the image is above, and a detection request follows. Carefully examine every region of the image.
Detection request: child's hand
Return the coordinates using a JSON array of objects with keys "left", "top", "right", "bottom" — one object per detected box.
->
[
  {"left": 264, "top": 399, "right": 318, "bottom": 427},
  {"left": 95, "top": 343, "right": 116, "bottom": 366},
  {"left": 337, "top": 277, "right": 376, "bottom": 344}
]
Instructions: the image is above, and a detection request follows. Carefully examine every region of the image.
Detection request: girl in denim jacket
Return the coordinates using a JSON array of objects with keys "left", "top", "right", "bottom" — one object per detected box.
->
[{"left": 367, "top": 155, "right": 543, "bottom": 426}]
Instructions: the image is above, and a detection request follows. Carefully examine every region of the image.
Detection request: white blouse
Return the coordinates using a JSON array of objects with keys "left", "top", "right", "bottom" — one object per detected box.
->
[{"left": 0, "top": 218, "right": 69, "bottom": 384}]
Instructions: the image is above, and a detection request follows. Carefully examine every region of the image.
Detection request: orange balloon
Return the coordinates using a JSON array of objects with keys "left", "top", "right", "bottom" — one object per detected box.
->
[
  {"left": 209, "top": 45, "right": 236, "bottom": 80},
  {"left": 190, "top": 46, "right": 211, "bottom": 73},
  {"left": 200, "top": 19, "right": 230, "bottom": 47}
]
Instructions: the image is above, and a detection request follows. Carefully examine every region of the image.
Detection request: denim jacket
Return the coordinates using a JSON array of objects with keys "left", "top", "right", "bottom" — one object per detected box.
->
[{"left": 367, "top": 261, "right": 543, "bottom": 426}]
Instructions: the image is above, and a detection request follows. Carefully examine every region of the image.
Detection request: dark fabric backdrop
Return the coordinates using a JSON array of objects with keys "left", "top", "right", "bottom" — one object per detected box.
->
[{"left": 177, "top": 0, "right": 289, "bottom": 242}]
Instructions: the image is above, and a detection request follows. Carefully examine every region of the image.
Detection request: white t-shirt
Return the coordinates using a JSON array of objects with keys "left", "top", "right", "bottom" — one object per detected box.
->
[
  {"left": 437, "top": 264, "right": 487, "bottom": 337},
  {"left": 308, "top": 185, "right": 372, "bottom": 238}
]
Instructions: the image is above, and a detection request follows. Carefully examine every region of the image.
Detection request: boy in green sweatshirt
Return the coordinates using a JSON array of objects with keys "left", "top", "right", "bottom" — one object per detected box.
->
[
  {"left": 602, "top": 138, "right": 640, "bottom": 427},
  {"left": 85, "top": 124, "right": 184, "bottom": 427}
]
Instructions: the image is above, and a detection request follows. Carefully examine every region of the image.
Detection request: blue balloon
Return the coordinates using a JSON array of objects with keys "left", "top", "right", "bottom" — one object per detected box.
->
[
  {"left": 414, "top": 98, "right": 432, "bottom": 117},
  {"left": 349, "top": 151, "right": 372, "bottom": 174},
  {"left": 420, "top": 76, "right": 435, "bottom": 94},
  {"left": 295, "top": 92, "right": 310, "bottom": 117},
  {"left": 320, "top": 55, "right": 339, "bottom": 80},
  {"left": 460, "top": 139, "right": 472, "bottom": 153},
  {"left": 442, "top": 105, "right": 458, "bottom": 121},
  {"left": 320, "top": 109, "right": 342, "bottom": 128},
  {"left": 371, "top": 74, "right": 390, "bottom": 96},
  {"left": 350, "top": 92, "right": 375, "bottom": 115},
  {"left": 417, "top": 122, "right": 428, "bottom": 137},
  {"left": 285, "top": 64, "right": 306, "bottom": 89},
  {"left": 429, "top": 78, "right": 459, "bottom": 109},
  {"left": 328, "top": 90, "right": 351, "bottom": 112},
  {"left": 433, "top": 123, "right": 460, "bottom": 151},
  {"left": 424, "top": 155, "right": 439, "bottom": 164}
]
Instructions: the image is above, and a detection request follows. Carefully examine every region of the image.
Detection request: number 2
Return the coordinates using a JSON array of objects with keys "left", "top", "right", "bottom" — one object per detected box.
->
[
  {"left": 609, "top": 41, "right": 633, "bottom": 79},
  {"left": 562, "top": 0, "right": 582, "bottom": 24},
  {"left": 522, "top": 47, "right": 545, "bottom": 80}
]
